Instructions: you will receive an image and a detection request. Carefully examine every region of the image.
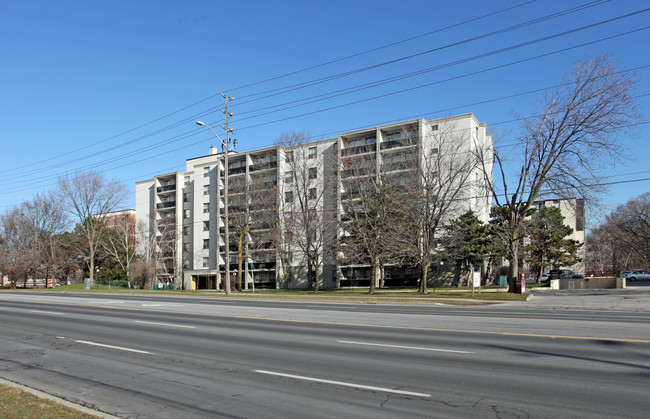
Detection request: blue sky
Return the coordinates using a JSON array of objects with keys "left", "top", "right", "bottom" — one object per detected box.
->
[{"left": 1, "top": 0, "right": 648, "bottom": 225}]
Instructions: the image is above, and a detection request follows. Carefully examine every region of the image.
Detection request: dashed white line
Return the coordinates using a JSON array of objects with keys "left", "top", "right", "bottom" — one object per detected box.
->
[
  {"left": 337, "top": 340, "right": 475, "bottom": 354},
  {"left": 29, "top": 310, "right": 65, "bottom": 316},
  {"left": 254, "top": 370, "right": 431, "bottom": 398},
  {"left": 133, "top": 320, "right": 195, "bottom": 329},
  {"left": 75, "top": 340, "right": 152, "bottom": 354}
]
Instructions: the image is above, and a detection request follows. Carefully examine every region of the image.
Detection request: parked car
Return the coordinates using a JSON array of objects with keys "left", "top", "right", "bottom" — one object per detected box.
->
[
  {"left": 548, "top": 269, "right": 583, "bottom": 280},
  {"left": 526, "top": 273, "right": 549, "bottom": 283},
  {"left": 621, "top": 270, "right": 650, "bottom": 282}
]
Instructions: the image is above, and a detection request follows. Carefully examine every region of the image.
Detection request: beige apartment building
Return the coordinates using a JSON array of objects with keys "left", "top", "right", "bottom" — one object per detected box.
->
[{"left": 136, "top": 113, "right": 492, "bottom": 290}]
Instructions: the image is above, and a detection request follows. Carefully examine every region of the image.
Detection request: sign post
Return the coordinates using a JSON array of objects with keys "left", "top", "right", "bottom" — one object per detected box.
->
[{"left": 472, "top": 271, "right": 481, "bottom": 295}]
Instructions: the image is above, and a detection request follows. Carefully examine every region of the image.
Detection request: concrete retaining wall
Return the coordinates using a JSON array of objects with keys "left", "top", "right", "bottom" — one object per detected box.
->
[{"left": 550, "top": 277, "right": 625, "bottom": 290}]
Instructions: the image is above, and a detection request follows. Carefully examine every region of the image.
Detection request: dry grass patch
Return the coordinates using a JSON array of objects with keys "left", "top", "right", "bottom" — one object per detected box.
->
[{"left": 0, "top": 384, "right": 100, "bottom": 418}]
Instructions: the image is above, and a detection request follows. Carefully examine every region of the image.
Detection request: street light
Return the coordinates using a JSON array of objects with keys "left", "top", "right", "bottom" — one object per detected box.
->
[{"left": 196, "top": 120, "right": 233, "bottom": 296}]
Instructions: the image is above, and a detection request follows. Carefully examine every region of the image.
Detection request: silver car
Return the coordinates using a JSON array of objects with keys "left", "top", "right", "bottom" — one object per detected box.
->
[{"left": 624, "top": 270, "right": 650, "bottom": 282}]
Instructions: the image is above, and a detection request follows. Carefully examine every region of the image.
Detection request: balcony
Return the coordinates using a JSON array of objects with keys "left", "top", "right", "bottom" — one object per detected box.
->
[
  {"left": 341, "top": 144, "right": 376, "bottom": 156},
  {"left": 156, "top": 184, "right": 176, "bottom": 193},
  {"left": 156, "top": 201, "right": 176, "bottom": 209},
  {"left": 249, "top": 161, "right": 277, "bottom": 172},
  {"left": 380, "top": 138, "right": 417, "bottom": 150},
  {"left": 227, "top": 166, "right": 247, "bottom": 176}
]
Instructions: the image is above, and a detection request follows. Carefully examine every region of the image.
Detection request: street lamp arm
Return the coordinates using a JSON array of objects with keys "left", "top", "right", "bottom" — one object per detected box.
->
[{"left": 196, "top": 121, "right": 225, "bottom": 146}]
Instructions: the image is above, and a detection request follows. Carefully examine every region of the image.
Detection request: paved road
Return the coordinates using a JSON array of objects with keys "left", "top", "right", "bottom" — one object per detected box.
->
[{"left": 0, "top": 292, "right": 649, "bottom": 418}]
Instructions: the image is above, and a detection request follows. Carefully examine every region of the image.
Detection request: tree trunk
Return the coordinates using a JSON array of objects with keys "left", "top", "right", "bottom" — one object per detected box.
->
[
  {"left": 312, "top": 260, "right": 319, "bottom": 293},
  {"left": 418, "top": 264, "right": 429, "bottom": 294},
  {"left": 369, "top": 259, "right": 377, "bottom": 295},
  {"left": 237, "top": 244, "right": 243, "bottom": 292},
  {"left": 509, "top": 246, "right": 519, "bottom": 293}
]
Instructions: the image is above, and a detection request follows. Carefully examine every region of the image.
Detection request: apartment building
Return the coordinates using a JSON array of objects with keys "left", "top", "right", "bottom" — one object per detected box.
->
[{"left": 135, "top": 113, "right": 492, "bottom": 290}]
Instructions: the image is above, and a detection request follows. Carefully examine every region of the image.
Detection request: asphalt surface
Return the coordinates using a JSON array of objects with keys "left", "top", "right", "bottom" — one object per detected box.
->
[{"left": 0, "top": 288, "right": 649, "bottom": 418}]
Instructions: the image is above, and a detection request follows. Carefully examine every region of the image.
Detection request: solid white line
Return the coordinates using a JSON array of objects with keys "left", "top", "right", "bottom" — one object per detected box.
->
[
  {"left": 75, "top": 340, "right": 152, "bottom": 354},
  {"left": 29, "top": 310, "right": 65, "bottom": 315},
  {"left": 141, "top": 303, "right": 182, "bottom": 307},
  {"left": 337, "top": 340, "right": 475, "bottom": 354},
  {"left": 133, "top": 320, "right": 195, "bottom": 329},
  {"left": 254, "top": 370, "right": 430, "bottom": 398}
]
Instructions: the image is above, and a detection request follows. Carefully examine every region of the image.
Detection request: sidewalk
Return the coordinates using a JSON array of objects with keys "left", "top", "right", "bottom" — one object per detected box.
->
[{"left": 527, "top": 284, "right": 650, "bottom": 312}]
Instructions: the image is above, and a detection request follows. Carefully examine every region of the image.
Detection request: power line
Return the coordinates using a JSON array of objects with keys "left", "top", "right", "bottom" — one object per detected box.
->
[
  {"left": 2, "top": 20, "right": 648, "bottom": 198},
  {"left": 234, "top": 26, "right": 650, "bottom": 131},
  {"left": 231, "top": 1, "right": 612, "bottom": 107},
  {"left": 2, "top": 3, "right": 633, "bottom": 183},
  {"left": 0, "top": 1, "right": 541, "bottom": 176}
]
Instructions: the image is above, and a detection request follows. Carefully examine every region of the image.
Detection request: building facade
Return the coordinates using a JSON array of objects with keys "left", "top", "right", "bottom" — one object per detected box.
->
[{"left": 136, "top": 113, "right": 492, "bottom": 290}]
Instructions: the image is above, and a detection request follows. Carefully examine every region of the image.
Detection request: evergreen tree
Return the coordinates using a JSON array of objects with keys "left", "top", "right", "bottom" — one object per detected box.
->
[
  {"left": 523, "top": 206, "right": 582, "bottom": 283},
  {"left": 441, "top": 211, "right": 491, "bottom": 286}
]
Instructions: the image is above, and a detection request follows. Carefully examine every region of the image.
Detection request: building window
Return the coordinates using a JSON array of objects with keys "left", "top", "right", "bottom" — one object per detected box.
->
[
  {"left": 184, "top": 176, "right": 190, "bottom": 186},
  {"left": 203, "top": 221, "right": 209, "bottom": 232},
  {"left": 308, "top": 147, "right": 317, "bottom": 159},
  {"left": 285, "top": 151, "right": 294, "bottom": 163},
  {"left": 285, "top": 171, "right": 293, "bottom": 183},
  {"left": 308, "top": 188, "right": 317, "bottom": 200},
  {"left": 308, "top": 167, "right": 317, "bottom": 179},
  {"left": 184, "top": 209, "right": 190, "bottom": 219},
  {"left": 183, "top": 192, "right": 190, "bottom": 203},
  {"left": 431, "top": 124, "right": 439, "bottom": 131},
  {"left": 203, "top": 185, "right": 210, "bottom": 196},
  {"left": 203, "top": 203, "right": 209, "bottom": 213},
  {"left": 203, "top": 166, "right": 210, "bottom": 177},
  {"left": 285, "top": 191, "right": 293, "bottom": 203},
  {"left": 183, "top": 226, "right": 189, "bottom": 236},
  {"left": 203, "top": 239, "right": 209, "bottom": 249},
  {"left": 202, "top": 257, "right": 209, "bottom": 268}
]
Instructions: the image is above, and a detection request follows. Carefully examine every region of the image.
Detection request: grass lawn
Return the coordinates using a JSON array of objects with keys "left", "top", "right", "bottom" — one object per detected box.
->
[
  {"left": 24, "top": 283, "right": 529, "bottom": 302},
  {"left": 0, "top": 383, "right": 99, "bottom": 418}
]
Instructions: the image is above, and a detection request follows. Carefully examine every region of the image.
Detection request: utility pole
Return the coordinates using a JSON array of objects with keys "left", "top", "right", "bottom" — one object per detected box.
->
[
  {"left": 195, "top": 93, "right": 236, "bottom": 296},
  {"left": 220, "top": 93, "right": 236, "bottom": 296}
]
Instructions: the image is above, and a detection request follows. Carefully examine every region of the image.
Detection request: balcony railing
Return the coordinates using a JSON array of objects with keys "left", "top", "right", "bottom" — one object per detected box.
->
[
  {"left": 156, "top": 184, "right": 176, "bottom": 193},
  {"left": 227, "top": 166, "right": 247, "bottom": 176},
  {"left": 249, "top": 161, "right": 277, "bottom": 172},
  {"left": 156, "top": 201, "right": 176, "bottom": 209},
  {"left": 341, "top": 144, "right": 376, "bottom": 156},
  {"left": 380, "top": 138, "right": 417, "bottom": 150}
]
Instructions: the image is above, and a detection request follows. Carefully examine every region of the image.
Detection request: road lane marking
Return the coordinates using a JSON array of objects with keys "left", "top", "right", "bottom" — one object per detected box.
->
[
  {"left": 338, "top": 340, "right": 474, "bottom": 354},
  {"left": 133, "top": 320, "right": 195, "bottom": 329},
  {"left": 7, "top": 298, "right": 650, "bottom": 344},
  {"left": 29, "top": 310, "right": 65, "bottom": 316},
  {"left": 75, "top": 340, "right": 152, "bottom": 354},
  {"left": 254, "top": 370, "right": 430, "bottom": 398},
  {"left": 141, "top": 303, "right": 183, "bottom": 307}
]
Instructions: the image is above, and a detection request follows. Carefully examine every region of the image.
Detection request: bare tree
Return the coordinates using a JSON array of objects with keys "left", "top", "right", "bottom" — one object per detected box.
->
[
  {"left": 587, "top": 193, "right": 650, "bottom": 275},
  {"left": 479, "top": 54, "right": 641, "bottom": 290},
  {"left": 134, "top": 219, "right": 157, "bottom": 288},
  {"left": 229, "top": 162, "right": 278, "bottom": 291},
  {"left": 276, "top": 131, "right": 334, "bottom": 292},
  {"left": 57, "top": 170, "right": 128, "bottom": 285},
  {"left": 0, "top": 207, "right": 29, "bottom": 286},
  {"left": 100, "top": 214, "right": 137, "bottom": 285},
  {"left": 404, "top": 123, "right": 484, "bottom": 294},
  {"left": 339, "top": 175, "right": 411, "bottom": 294},
  {"left": 19, "top": 193, "right": 68, "bottom": 284}
]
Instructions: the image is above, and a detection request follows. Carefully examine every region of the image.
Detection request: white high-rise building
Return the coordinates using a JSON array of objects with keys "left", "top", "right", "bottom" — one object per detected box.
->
[{"left": 136, "top": 113, "right": 493, "bottom": 290}]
